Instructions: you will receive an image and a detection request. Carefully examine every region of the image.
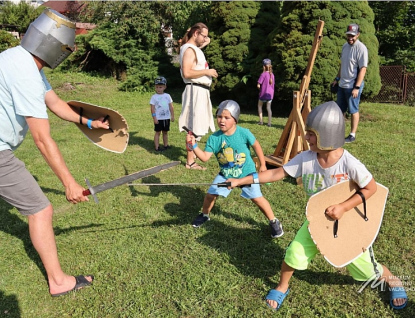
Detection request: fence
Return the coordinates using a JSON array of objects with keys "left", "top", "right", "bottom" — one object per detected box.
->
[{"left": 367, "top": 65, "right": 415, "bottom": 104}]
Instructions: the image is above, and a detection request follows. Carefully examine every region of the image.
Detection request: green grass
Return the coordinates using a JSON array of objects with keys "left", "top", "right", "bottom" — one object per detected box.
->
[{"left": 1, "top": 70, "right": 414, "bottom": 317}]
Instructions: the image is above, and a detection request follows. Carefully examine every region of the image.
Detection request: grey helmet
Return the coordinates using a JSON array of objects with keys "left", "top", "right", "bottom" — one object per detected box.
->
[
  {"left": 305, "top": 101, "right": 345, "bottom": 150},
  {"left": 154, "top": 76, "right": 167, "bottom": 85},
  {"left": 21, "top": 9, "right": 76, "bottom": 69},
  {"left": 216, "top": 100, "right": 240, "bottom": 122}
]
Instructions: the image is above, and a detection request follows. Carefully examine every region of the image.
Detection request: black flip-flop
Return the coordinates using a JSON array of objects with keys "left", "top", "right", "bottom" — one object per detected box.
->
[{"left": 51, "top": 275, "right": 94, "bottom": 297}]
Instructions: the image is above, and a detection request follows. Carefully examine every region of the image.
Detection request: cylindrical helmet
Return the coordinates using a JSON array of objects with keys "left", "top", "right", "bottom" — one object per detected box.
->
[
  {"left": 21, "top": 9, "right": 76, "bottom": 69},
  {"left": 216, "top": 100, "right": 240, "bottom": 122},
  {"left": 154, "top": 76, "right": 167, "bottom": 85},
  {"left": 305, "top": 101, "right": 345, "bottom": 150}
]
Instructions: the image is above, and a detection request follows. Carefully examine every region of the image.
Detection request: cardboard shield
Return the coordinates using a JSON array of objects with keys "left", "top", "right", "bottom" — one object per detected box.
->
[
  {"left": 68, "top": 100, "right": 129, "bottom": 153},
  {"left": 306, "top": 180, "right": 388, "bottom": 268}
]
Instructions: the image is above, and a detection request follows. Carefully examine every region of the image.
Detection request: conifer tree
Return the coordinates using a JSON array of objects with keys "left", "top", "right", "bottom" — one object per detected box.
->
[
  {"left": 269, "top": 1, "right": 380, "bottom": 109},
  {"left": 205, "top": 1, "right": 261, "bottom": 105}
]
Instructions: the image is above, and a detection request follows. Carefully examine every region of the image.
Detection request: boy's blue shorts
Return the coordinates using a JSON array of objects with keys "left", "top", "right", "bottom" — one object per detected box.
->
[{"left": 207, "top": 173, "right": 262, "bottom": 199}]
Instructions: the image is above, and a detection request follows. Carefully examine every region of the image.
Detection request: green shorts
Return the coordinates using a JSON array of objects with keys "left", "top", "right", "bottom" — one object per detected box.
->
[{"left": 284, "top": 220, "right": 384, "bottom": 281}]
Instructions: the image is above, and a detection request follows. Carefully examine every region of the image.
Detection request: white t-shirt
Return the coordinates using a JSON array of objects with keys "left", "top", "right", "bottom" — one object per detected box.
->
[
  {"left": 0, "top": 46, "right": 51, "bottom": 151},
  {"left": 339, "top": 40, "right": 368, "bottom": 89},
  {"left": 283, "top": 149, "right": 372, "bottom": 198},
  {"left": 150, "top": 93, "right": 173, "bottom": 120}
]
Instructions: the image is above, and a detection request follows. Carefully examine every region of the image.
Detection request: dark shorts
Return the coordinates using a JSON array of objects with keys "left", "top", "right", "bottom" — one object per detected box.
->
[
  {"left": 154, "top": 119, "right": 170, "bottom": 132},
  {"left": 0, "top": 150, "right": 50, "bottom": 215}
]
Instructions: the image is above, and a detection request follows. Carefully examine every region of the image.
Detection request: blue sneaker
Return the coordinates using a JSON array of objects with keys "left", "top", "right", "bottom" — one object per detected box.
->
[
  {"left": 345, "top": 135, "right": 356, "bottom": 143},
  {"left": 270, "top": 219, "right": 284, "bottom": 238},
  {"left": 192, "top": 213, "right": 210, "bottom": 228}
]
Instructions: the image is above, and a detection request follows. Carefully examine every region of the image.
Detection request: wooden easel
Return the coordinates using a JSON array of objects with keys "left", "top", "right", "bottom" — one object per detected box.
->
[{"left": 258, "top": 20, "right": 324, "bottom": 168}]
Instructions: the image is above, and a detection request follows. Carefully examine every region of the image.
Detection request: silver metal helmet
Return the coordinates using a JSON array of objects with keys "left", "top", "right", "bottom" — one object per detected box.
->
[
  {"left": 305, "top": 101, "right": 345, "bottom": 150},
  {"left": 216, "top": 100, "right": 240, "bottom": 122},
  {"left": 21, "top": 9, "right": 76, "bottom": 69},
  {"left": 154, "top": 76, "right": 167, "bottom": 85}
]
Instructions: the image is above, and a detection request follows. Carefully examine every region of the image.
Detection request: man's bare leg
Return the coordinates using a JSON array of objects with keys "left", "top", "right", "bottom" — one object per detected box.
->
[
  {"left": 350, "top": 112, "right": 359, "bottom": 134},
  {"left": 28, "top": 204, "right": 93, "bottom": 295}
]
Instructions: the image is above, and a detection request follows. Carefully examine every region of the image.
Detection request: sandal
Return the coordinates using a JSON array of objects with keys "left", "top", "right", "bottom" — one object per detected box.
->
[
  {"left": 186, "top": 162, "right": 206, "bottom": 170},
  {"left": 265, "top": 288, "right": 289, "bottom": 311},
  {"left": 51, "top": 275, "right": 94, "bottom": 297},
  {"left": 390, "top": 287, "right": 408, "bottom": 310},
  {"left": 257, "top": 122, "right": 263, "bottom": 125}
]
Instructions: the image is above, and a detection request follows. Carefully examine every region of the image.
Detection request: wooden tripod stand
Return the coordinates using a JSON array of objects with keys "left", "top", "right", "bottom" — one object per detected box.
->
[{"left": 258, "top": 20, "right": 324, "bottom": 169}]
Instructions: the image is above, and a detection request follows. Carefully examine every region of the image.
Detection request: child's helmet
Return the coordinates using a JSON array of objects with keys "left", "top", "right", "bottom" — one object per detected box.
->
[
  {"left": 305, "top": 101, "right": 345, "bottom": 150},
  {"left": 155, "top": 76, "right": 167, "bottom": 85},
  {"left": 21, "top": 9, "right": 76, "bottom": 69},
  {"left": 216, "top": 100, "right": 240, "bottom": 122}
]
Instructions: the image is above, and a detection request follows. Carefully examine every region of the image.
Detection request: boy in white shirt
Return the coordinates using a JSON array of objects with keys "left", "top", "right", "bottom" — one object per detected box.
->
[{"left": 150, "top": 77, "right": 174, "bottom": 152}]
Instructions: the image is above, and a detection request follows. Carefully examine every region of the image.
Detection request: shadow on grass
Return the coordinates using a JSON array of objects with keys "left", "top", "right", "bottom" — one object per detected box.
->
[
  {"left": 0, "top": 202, "right": 103, "bottom": 292},
  {"left": 128, "top": 175, "right": 287, "bottom": 279},
  {"left": 0, "top": 290, "right": 21, "bottom": 318}
]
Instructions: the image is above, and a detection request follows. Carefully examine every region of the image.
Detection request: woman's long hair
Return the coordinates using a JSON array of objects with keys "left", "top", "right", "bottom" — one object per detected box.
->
[
  {"left": 264, "top": 64, "right": 273, "bottom": 85},
  {"left": 180, "top": 22, "right": 208, "bottom": 47}
]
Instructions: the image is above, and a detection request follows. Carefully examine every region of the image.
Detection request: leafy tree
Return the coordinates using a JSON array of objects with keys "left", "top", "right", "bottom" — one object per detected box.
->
[
  {"left": 369, "top": 1, "right": 415, "bottom": 71},
  {"left": 269, "top": 1, "right": 380, "bottom": 110},
  {"left": 0, "top": 1, "right": 43, "bottom": 33},
  {"left": 0, "top": 30, "right": 19, "bottom": 52}
]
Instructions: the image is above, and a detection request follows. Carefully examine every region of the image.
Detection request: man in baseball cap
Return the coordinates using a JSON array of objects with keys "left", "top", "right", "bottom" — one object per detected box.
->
[{"left": 331, "top": 23, "right": 368, "bottom": 143}]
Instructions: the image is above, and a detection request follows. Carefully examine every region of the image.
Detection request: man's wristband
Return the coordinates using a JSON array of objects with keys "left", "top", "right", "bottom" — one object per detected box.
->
[
  {"left": 152, "top": 113, "right": 156, "bottom": 117},
  {"left": 335, "top": 77, "right": 340, "bottom": 81},
  {"left": 87, "top": 119, "right": 93, "bottom": 129},
  {"left": 252, "top": 172, "right": 259, "bottom": 184},
  {"left": 354, "top": 86, "right": 360, "bottom": 90}
]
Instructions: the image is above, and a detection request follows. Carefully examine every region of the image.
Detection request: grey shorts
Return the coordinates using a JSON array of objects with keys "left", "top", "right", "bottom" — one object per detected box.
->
[{"left": 0, "top": 150, "right": 50, "bottom": 215}]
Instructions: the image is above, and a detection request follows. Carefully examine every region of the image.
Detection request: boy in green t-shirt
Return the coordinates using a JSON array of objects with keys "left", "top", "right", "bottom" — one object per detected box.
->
[{"left": 186, "top": 100, "right": 283, "bottom": 238}]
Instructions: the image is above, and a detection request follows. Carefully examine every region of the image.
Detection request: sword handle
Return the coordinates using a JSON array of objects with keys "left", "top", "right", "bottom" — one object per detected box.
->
[
  {"left": 182, "top": 126, "right": 200, "bottom": 139},
  {"left": 83, "top": 189, "right": 91, "bottom": 196},
  {"left": 217, "top": 182, "right": 251, "bottom": 188}
]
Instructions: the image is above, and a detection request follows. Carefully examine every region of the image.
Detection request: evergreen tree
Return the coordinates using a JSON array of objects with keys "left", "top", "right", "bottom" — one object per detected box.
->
[
  {"left": 269, "top": 1, "right": 380, "bottom": 110},
  {"left": 205, "top": 1, "right": 261, "bottom": 106},
  {"left": 65, "top": 1, "right": 173, "bottom": 92}
]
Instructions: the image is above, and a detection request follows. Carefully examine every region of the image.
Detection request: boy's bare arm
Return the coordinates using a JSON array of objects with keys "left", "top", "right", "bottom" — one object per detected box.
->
[
  {"left": 251, "top": 139, "right": 267, "bottom": 172},
  {"left": 186, "top": 133, "right": 213, "bottom": 162},
  {"left": 150, "top": 104, "right": 158, "bottom": 123},
  {"left": 325, "top": 178, "right": 377, "bottom": 220},
  {"left": 169, "top": 103, "right": 174, "bottom": 121}
]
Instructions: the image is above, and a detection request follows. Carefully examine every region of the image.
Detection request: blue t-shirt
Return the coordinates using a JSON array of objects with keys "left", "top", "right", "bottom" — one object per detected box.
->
[
  {"left": 0, "top": 46, "right": 51, "bottom": 151},
  {"left": 205, "top": 126, "right": 257, "bottom": 178}
]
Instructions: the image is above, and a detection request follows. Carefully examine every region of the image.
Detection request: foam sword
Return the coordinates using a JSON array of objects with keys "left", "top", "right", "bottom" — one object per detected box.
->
[{"left": 83, "top": 161, "right": 180, "bottom": 203}]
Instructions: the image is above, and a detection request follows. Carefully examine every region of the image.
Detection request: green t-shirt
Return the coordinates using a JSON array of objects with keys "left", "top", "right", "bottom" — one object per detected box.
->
[{"left": 205, "top": 126, "right": 256, "bottom": 178}]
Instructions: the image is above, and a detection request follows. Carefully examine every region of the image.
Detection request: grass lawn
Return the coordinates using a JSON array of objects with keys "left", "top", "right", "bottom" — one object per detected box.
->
[{"left": 0, "top": 70, "right": 414, "bottom": 317}]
